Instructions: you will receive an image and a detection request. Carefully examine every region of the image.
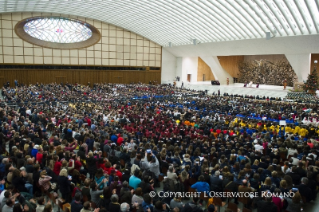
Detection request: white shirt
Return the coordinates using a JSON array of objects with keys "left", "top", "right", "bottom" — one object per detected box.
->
[
  {"left": 287, "top": 148, "right": 298, "bottom": 158},
  {"left": 36, "top": 205, "right": 45, "bottom": 212},
  {"left": 0, "top": 189, "right": 5, "bottom": 204},
  {"left": 291, "top": 157, "right": 299, "bottom": 166},
  {"left": 254, "top": 144, "right": 264, "bottom": 152},
  {"left": 308, "top": 153, "right": 317, "bottom": 159},
  {"left": 281, "top": 166, "right": 291, "bottom": 174}
]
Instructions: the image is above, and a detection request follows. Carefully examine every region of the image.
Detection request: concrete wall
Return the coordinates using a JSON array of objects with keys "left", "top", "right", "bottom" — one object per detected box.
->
[
  {"left": 161, "top": 48, "right": 176, "bottom": 84},
  {"left": 285, "top": 54, "right": 311, "bottom": 82}
]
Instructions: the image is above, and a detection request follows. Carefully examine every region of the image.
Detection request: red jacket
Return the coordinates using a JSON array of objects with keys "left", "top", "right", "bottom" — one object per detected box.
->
[
  {"left": 53, "top": 161, "right": 62, "bottom": 176},
  {"left": 36, "top": 153, "right": 43, "bottom": 164},
  {"left": 115, "top": 170, "right": 122, "bottom": 181},
  {"left": 69, "top": 160, "right": 82, "bottom": 171},
  {"left": 86, "top": 118, "right": 91, "bottom": 127},
  {"left": 97, "top": 163, "right": 107, "bottom": 171},
  {"left": 104, "top": 167, "right": 115, "bottom": 175},
  {"left": 117, "top": 137, "right": 124, "bottom": 146}
]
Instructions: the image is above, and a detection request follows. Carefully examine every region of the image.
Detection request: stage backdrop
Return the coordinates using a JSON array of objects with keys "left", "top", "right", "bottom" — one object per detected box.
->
[{"left": 237, "top": 56, "right": 297, "bottom": 86}]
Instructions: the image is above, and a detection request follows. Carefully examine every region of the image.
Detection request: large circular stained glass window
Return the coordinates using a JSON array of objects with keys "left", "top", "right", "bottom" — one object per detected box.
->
[
  {"left": 15, "top": 17, "right": 101, "bottom": 49},
  {"left": 24, "top": 17, "right": 92, "bottom": 43}
]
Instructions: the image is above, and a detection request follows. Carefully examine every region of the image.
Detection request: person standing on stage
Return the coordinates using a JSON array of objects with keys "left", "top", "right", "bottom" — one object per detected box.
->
[{"left": 283, "top": 79, "right": 287, "bottom": 90}]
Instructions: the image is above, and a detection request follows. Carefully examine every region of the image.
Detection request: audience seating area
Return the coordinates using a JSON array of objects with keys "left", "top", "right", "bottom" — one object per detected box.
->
[{"left": 0, "top": 83, "right": 317, "bottom": 212}]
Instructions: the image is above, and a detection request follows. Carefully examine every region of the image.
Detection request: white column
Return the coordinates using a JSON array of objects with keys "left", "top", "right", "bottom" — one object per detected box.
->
[
  {"left": 161, "top": 49, "right": 177, "bottom": 84},
  {"left": 181, "top": 57, "right": 198, "bottom": 83},
  {"left": 285, "top": 54, "right": 311, "bottom": 82},
  {"left": 175, "top": 57, "right": 183, "bottom": 83}
]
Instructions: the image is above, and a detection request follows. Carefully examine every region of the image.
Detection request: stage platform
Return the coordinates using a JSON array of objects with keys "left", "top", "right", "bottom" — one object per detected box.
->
[{"left": 176, "top": 81, "right": 292, "bottom": 98}]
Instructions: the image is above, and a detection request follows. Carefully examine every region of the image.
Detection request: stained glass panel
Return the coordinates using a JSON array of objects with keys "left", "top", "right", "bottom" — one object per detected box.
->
[{"left": 23, "top": 17, "right": 92, "bottom": 43}]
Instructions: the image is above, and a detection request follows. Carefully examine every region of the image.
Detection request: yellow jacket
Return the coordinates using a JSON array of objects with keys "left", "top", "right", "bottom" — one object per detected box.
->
[
  {"left": 293, "top": 126, "right": 300, "bottom": 134},
  {"left": 299, "top": 128, "right": 308, "bottom": 137}
]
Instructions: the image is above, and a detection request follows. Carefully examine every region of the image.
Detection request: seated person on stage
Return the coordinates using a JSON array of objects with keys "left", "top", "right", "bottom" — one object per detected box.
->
[
  {"left": 256, "top": 84, "right": 259, "bottom": 88},
  {"left": 248, "top": 81, "right": 253, "bottom": 87},
  {"left": 244, "top": 83, "right": 247, "bottom": 87}
]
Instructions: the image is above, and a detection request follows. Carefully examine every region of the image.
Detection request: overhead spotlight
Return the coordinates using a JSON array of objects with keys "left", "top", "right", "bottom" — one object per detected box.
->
[
  {"left": 193, "top": 39, "right": 197, "bottom": 45},
  {"left": 169, "top": 42, "right": 172, "bottom": 47},
  {"left": 266, "top": 32, "right": 271, "bottom": 40},
  {"left": 265, "top": 31, "right": 276, "bottom": 40}
]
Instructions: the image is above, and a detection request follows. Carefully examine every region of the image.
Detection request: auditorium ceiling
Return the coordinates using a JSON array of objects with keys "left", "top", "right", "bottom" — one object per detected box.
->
[{"left": 0, "top": 0, "right": 319, "bottom": 47}]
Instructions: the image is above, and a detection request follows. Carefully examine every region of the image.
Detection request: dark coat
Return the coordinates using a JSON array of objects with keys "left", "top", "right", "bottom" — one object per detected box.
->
[
  {"left": 108, "top": 202, "right": 120, "bottom": 212},
  {"left": 86, "top": 156, "right": 98, "bottom": 174},
  {"left": 254, "top": 198, "right": 278, "bottom": 212},
  {"left": 210, "top": 175, "right": 223, "bottom": 191},
  {"left": 12, "top": 176, "right": 28, "bottom": 192},
  {"left": 57, "top": 176, "right": 71, "bottom": 196}
]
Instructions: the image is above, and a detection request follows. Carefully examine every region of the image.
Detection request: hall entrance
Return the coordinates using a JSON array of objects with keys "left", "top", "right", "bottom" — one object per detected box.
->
[{"left": 187, "top": 74, "right": 191, "bottom": 82}]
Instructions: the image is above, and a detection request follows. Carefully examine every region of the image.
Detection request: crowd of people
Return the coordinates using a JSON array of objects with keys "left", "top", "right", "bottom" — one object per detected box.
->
[
  {"left": 0, "top": 82, "right": 317, "bottom": 212},
  {"left": 1, "top": 83, "right": 195, "bottom": 103}
]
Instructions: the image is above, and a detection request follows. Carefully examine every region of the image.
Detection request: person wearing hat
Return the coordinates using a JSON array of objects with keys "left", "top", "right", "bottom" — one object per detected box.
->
[{"left": 39, "top": 170, "right": 52, "bottom": 191}]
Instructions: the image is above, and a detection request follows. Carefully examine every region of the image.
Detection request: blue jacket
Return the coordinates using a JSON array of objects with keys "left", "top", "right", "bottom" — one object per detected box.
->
[
  {"left": 129, "top": 175, "right": 141, "bottom": 190},
  {"left": 142, "top": 201, "right": 154, "bottom": 212},
  {"left": 31, "top": 149, "right": 38, "bottom": 158},
  {"left": 71, "top": 200, "right": 83, "bottom": 212},
  {"left": 191, "top": 181, "right": 210, "bottom": 193},
  {"left": 236, "top": 155, "right": 245, "bottom": 162},
  {"left": 111, "top": 134, "right": 118, "bottom": 143},
  {"left": 86, "top": 139, "right": 94, "bottom": 151},
  {"left": 95, "top": 176, "right": 105, "bottom": 190}
]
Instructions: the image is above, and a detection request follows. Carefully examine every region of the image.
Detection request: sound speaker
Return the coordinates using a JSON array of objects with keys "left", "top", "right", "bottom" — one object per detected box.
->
[{"left": 266, "top": 32, "right": 271, "bottom": 40}]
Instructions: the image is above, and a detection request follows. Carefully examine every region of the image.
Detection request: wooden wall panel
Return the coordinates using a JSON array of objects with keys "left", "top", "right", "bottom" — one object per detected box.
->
[
  {"left": 197, "top": 57, "right": 215, "bottom": 81},
  {"left": 0, "top": 69, "right": 161, "bottom": 86},
  {"left": 217, "top": 56, "right": 244, "bottom": 78}
]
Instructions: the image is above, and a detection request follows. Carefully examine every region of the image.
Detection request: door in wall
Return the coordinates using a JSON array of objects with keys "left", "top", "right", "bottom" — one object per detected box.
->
[
  {"left": 203, "top": 74, "right": 206, "bottom": 81},
  {"left": 187, "top": 74, "right": 191, "bottom": 82}
]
